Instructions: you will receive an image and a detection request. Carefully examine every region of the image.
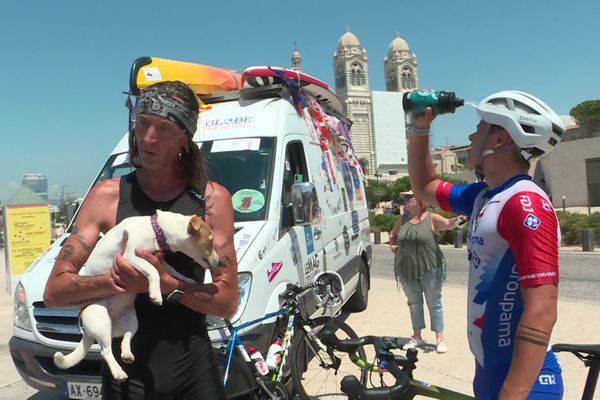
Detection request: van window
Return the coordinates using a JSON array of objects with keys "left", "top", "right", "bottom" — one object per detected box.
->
[
  {"left": 96, "top": 153, "right": 135, "bottom": 182},
  {"left": 202, "top": 137, "right": 275, "bottom": 222},
  {"left": 280, "top": 141, "right": 309, "bottom": 234},
  {"left": 89, "top": 138, "right": 275, "bottom": 223}
]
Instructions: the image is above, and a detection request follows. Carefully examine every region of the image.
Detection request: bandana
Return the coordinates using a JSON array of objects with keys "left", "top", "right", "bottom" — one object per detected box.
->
[{"left": 136, "top": 91, "right": 197, "bottom": 135}]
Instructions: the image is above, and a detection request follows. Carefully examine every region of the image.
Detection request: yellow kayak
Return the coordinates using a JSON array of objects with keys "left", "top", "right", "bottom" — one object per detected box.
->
[{"left": 130, "top": 56, "right": 242, "bottom": 96}]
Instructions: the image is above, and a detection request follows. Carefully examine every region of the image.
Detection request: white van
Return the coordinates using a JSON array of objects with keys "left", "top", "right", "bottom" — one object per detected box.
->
[{"left": 10, "top": 66, "right": 372, "bottom": 398}]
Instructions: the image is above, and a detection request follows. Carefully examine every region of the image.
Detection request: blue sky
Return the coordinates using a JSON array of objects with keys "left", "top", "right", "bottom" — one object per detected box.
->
[{"left": 1, "top": 0, "right": 598, "bottom": 203}]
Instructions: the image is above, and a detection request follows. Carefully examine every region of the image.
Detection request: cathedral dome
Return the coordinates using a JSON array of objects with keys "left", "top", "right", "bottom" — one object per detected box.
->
[
  {"left": 338, "top": 31, "right": 361, "bottom": 47},
  {"left": 388, "top": 35, "right": 410, "bottom": 52}
]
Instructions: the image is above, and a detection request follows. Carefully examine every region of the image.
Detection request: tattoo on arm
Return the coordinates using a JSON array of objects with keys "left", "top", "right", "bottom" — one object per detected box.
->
[
  {"left": 218, "top": 255, "right": 235, "bottom": 267},
  {"left": 59, "top": 244, "right": 76, "bottom": 261},
  {"left": 214, "top": 236, "right": 233, "bottom": 252},
  {"left": 516, "top": 324, "right": 551, "bottom": 347},
  {"left": 516, "top": 335, "right": 549, "bottom": 347},
  {"left": 205, "top": 192, "right": 215, "bottom": 213},
  {"left": 520, "top": 324, "right": 551, "bottom": 336},
  {"left": 75, "top": 235, "right": 93, "bottom": 252},
  {"left": 71, "top": 224, "right": 80, "bottom": 234},
  {"left": 69, "top": 297, "right": 104, "bottom": 306}
]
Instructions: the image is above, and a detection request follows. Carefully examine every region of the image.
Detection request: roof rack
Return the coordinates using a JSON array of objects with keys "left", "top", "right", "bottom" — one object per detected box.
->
[{"left": 199, "top": 84, "right": 288, "bottom": 104}]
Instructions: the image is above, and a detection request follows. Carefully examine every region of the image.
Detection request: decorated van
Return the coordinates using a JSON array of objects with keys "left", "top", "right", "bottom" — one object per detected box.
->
[{"left": 10, "top": 57, "right": 372, "bottom": 398}]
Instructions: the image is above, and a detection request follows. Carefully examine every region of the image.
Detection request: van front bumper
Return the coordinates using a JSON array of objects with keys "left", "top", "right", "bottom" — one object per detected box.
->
[{"left": 9, "top": 336, "right": 102, "bottom": 397}]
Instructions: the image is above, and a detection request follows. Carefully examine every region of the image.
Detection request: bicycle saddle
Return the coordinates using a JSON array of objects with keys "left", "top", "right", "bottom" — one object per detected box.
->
[{"left": 552, "top": 343, "right": 600, "bottom": 357}]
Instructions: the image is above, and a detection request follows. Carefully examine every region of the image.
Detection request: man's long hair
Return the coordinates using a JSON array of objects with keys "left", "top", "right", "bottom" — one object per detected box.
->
[{"left": 128, "top": 81, "right": 207, "bottom": 190}]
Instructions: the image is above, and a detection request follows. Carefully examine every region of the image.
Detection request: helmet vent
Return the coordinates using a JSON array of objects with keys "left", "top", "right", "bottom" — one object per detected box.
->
[
  {"left": 548, "top": 137, "right": 558, "bottom": 146},
  {"left": 552, "top": 123, "right": 564, "bottom": 138},
  {"left": 520, "top": 124, "right": 535, "bottom": 134}
]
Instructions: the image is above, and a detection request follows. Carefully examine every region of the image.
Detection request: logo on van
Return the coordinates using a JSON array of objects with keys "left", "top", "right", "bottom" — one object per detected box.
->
[
  {"left": 267, "top": 261, "right": 283, "bottom": 283},
  {"left": 204, "top": 116, "right": 253, "bottom": 131}
]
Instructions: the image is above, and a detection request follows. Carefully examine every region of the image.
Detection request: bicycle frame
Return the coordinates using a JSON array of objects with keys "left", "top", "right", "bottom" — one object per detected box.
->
[{"left": 223, "top": 306, "right": 290, "bottom": 385}]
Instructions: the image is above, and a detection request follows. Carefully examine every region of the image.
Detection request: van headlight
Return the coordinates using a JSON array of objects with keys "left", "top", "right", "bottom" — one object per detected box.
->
[
  {"left": 206, "top": 272, "right": 252, "bottom": 330},
  {"left": 14, "top": 282, "right": 32, "bottom": 331}
]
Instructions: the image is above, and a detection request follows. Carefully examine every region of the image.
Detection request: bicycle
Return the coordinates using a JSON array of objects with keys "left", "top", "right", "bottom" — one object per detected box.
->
[
  {"left": 294, "top": 329, "right": 475, "bottom": 400},
  {"left": 552, "top": 343, "right": 600, "bottom": 400},
  {"left": 218, "top": 272, "right": 367, "bottom": 400}
]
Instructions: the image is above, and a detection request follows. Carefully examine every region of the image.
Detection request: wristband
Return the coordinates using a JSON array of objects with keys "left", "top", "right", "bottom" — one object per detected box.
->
[{"left": 406, "top": 123, "right": 431, "bottom": 137}]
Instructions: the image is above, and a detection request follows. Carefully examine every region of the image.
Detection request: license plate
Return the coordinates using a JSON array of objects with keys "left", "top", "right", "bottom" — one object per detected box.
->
[{"left": 66, "top": 381, "right": 102, "bottom": 399}]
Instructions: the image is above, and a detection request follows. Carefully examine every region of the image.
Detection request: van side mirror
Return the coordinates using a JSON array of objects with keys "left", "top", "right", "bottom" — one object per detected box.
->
[{"left": 291, "top": 182, "right": 321, "bottom": 225}]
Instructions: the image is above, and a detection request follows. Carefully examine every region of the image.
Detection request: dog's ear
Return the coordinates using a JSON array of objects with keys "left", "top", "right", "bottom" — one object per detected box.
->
[
  {"left": 188, "top": 217, "right": 215, "bottom": 241},
  {"left": 188, "top": 216, "right": 203, "bottom": 233}
]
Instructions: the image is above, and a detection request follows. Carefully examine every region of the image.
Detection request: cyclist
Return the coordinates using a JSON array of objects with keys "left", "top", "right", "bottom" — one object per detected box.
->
[{"left": 407, "top": 91, "right": 565, "bottom": 399}]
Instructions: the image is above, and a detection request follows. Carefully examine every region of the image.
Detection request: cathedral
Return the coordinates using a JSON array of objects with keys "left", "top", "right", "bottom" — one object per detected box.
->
[
  {"left": 292, "top": 31, "right": 418, "bottom": 176},
  {"left": 333, "top": 30, "right": 418, "bottom": 176}
]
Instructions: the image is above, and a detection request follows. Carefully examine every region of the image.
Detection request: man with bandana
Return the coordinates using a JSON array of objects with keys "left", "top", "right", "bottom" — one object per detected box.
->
[
  {"left": 406, "top": 91, "right": 565, "bottom": 399},
  {"left": 44, "top": 81, "right": 237, "bottom": 399}
]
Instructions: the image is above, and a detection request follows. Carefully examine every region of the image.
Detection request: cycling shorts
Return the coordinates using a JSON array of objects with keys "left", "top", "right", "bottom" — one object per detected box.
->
[{"left": 473, "top": 355, "right": 563, "bottom": 399}]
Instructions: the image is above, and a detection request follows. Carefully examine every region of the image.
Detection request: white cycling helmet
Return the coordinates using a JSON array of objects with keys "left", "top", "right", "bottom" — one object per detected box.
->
[{"left": 476, "top": 90, "right": 565, "bottom": 161}]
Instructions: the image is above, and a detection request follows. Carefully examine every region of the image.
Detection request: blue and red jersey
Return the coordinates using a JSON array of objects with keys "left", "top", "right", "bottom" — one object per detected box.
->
[{"left": 436, "top": 175, "right": 560, "bottom": 369}]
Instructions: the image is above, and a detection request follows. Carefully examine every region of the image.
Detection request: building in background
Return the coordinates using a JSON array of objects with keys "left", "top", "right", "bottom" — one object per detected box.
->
[
  {"left": 332, "top": 30, "right": 418, "bottom": 177},
  {"left": 22, "top": 174, "right": 48, "bottom": 202},
  {"left": 291, "top": 44, "right": 302, "bottom": 72},
  {"left": 535, "top": 121, "right": 600, "bottom": 208},
  {"left": 371, "top": 91, "right": 408, "bottom": 175},
  {"left": 333, "top": 31, "right": 376, "bottom": 175}
]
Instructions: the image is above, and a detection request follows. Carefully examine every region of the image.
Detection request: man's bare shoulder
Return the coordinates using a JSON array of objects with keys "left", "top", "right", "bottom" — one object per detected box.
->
[
  {"left": 205, "top": 180, "right": 231, "bottom": 202},
  {"left": 85, "top": 178, "right": 120, "bottom": 203},
  {"left": 77, "top": 178, "right": 121, "bottom": 231}
]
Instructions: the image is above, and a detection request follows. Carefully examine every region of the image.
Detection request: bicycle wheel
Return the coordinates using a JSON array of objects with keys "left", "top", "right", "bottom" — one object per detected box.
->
[{"left": 291, "top": 317, "right": 367, "bottom": 400}]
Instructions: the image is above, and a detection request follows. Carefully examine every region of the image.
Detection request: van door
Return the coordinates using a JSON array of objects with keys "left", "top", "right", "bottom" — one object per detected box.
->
[{"left": 279, "top": 139, "right": 323, "bottom": 285}]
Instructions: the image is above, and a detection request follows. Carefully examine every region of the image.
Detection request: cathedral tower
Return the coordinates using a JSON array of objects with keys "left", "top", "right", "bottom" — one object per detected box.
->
[
  {"left": 333, "top": 30, "right": 376, "bottom": 175},
  {"left": 384, "top": 34, "right": 418, "bottom": 92},
  {"left": 291, "top": 44, "right": 302, "bottom": 72}
]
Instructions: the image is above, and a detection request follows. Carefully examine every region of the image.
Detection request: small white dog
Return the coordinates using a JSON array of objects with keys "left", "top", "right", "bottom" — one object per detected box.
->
[{"left": 53, "top": 210, "right": 220, "bottom": 381}]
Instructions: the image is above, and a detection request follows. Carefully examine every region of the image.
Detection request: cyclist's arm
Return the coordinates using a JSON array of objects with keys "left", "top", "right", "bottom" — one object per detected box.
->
[
  {"left": 497, "top": 192, "right": 560, "bottom": 399},
  {"left": 407, "top": 108, "right": 442, "bottom": 208},
  {"left": 500, "top": 284, "right": 557, "bottom": 399}
]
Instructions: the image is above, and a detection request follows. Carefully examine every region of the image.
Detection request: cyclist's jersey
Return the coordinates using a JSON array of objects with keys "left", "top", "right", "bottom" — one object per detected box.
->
[{"left": 436, "top": 175, "right": 561, "bottom": 368}]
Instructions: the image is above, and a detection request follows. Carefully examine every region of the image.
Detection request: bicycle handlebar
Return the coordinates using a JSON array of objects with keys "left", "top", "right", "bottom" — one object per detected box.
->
[
  {"left": 279, "top": 274, "right": 342, "bottom": 306},
  {"left": 320, "top": 329, "right": 414, "bottom": 400}
]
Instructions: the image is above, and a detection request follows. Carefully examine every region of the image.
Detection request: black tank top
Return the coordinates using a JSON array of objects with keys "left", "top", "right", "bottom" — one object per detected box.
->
[{"left": 116, "top": 172, "right": 208, "bottom": 332}]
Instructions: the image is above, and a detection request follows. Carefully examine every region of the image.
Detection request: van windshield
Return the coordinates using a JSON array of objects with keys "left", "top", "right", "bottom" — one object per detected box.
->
[{"left": 92, "top": 137, "right": 275, "bottom": 222}]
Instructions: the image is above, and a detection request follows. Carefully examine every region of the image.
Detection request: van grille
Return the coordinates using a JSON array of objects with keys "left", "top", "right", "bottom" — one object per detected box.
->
[
  {"left": 32, "top": 302, "right": 83, "bottom": 342},
  {"left": 32, "top": 302, "right": 225, "bottom": 342}
]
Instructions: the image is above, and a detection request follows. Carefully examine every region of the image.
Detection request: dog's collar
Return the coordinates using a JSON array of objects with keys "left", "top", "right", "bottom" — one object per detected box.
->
[{"left": 151, "top": 213, "right": 172, "bottom": 252}]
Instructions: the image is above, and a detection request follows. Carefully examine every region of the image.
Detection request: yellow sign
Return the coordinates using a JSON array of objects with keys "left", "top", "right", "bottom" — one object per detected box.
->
[{"left": 5, "top": 205, "right": 51, "bottom": 276}]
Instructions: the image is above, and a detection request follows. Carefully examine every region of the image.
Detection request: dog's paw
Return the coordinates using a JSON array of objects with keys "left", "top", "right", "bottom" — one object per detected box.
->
[
  {"left": 113, "top": 369, "right": 128, "bottom": 382},
  {"left": 121, "top": 352, "right": 135, "bottom": 364},
  {"left": 149, "top": 295, "right": 163, "bottom": 306}
]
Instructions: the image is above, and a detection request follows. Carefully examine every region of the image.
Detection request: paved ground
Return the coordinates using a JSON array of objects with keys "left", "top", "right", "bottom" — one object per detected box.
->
[
  {"left": 0, "top": 245, "right": 598, "bottom": 399},
  {"left": 346, "top": 277, "right": 599, "bottom": 399}
]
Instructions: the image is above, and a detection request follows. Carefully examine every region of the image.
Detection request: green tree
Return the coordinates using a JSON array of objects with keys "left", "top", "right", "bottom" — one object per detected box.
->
[{"left": 570, "top": 100, "right": 600, "bottom": 126}]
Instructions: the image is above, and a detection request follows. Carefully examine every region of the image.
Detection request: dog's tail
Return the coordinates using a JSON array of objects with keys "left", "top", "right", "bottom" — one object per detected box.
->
[{"left": 54, "top": 334, "right": 94, "bottom": 369}]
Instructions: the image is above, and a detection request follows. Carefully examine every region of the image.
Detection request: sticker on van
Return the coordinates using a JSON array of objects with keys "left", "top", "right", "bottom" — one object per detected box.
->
[
  {"left": 304, "top": 226, "right": 314, "bottom": 254},
  {"left": 211, "top": 138, "right": 260, "bottom": 152},
  {"left": 232, "top": 189, "right": 265, "bottom": 213},
  {"left": 341, "top": 161, "right": 353, "bottom": 201}
]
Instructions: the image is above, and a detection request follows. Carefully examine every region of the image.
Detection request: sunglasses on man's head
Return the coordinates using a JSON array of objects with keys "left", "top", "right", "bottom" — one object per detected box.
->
[{"left": 404, "top": 195, "right": 414, "bottom": 200}]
